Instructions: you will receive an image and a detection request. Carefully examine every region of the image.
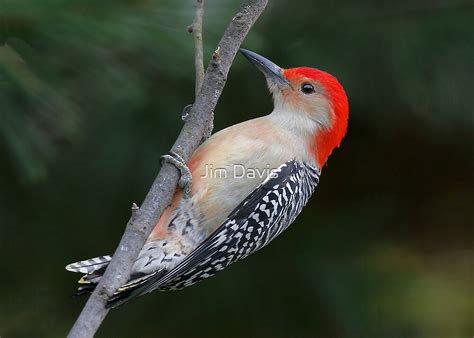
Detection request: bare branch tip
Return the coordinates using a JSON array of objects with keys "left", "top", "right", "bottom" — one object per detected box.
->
[
  {"left": 191, "top": 0, "right": 204, "bottom": 97},
  {"left": 131, "top": 203, "right": 140, "bottom": 219},
  {"left": 212, "top": 46, "right": 221, "bottom": 60},
  {"left": 182, "top": 103, "right": 193, "bottom": 121}
]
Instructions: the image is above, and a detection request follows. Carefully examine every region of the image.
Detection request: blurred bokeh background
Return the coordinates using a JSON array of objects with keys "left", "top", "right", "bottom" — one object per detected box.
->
[{"left": 0, "top": 0, "right": 472, "bottom": 337}]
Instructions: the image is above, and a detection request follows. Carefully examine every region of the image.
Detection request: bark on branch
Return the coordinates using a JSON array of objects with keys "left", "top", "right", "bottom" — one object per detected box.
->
[
  {"left": 189, "top": 0, "right": 205, "bottom": 97},
  {"left": 67, "top": 1, "right": 268, "bottom": 337}
]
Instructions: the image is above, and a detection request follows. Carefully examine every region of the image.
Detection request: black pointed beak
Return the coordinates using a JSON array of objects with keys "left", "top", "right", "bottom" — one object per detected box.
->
[{"left": 240, "top": 49, "right": 290, "bottom": 86}]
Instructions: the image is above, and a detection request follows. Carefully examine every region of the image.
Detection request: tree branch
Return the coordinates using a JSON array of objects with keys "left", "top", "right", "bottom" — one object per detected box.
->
[
  {"left": 188, "top": 0, "right": 205, "bottom": 97},
  {"left": 67, "top": 1, "right": 268, "bottom": 337}
]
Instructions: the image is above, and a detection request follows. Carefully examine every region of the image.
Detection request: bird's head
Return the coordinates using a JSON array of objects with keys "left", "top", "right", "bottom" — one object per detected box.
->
[{"left": 240, "top": 49, "right": 349, "bottom": 168}]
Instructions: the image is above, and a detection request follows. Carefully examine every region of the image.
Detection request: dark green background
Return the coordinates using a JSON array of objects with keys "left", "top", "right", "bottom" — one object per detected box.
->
[{"left": 0, "top": 0, "right": 472, "bottom": 337}]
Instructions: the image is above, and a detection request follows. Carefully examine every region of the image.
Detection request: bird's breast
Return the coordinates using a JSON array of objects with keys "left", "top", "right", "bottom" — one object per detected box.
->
[{"left": 187, "top": 117, "right": 314, "bottom": 234}]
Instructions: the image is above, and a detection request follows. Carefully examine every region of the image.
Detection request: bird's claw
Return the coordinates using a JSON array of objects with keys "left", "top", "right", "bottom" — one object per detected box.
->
[{"left": 161, "top": 151, "right": 192, "bottom": 199}]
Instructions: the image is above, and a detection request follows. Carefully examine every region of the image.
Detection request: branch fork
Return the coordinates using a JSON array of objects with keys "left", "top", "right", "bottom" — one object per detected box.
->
[{"left": 68, "top": 1, "right": 268, "bottom": 337}]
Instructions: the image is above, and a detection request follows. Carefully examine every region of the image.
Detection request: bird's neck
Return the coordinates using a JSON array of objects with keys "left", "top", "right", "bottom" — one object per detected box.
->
[
  {"left": 269, "top": 104, "right": 317, "bottom": 139},
  {"left": 268, "top": 105, "right": 323, "bottom": 167},
  {"left": 269, "top": 103, "right": 344, "bottom": 168}
]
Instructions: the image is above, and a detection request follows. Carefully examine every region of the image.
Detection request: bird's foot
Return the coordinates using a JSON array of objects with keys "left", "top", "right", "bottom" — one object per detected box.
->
[{"left": 161, "top": 151, "right": 192, "bottom": 199}]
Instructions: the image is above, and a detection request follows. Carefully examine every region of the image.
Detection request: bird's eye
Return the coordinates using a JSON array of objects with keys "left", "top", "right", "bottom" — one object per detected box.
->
[{"left": 301, "top": 83, "right": 315, "bottom": 94}]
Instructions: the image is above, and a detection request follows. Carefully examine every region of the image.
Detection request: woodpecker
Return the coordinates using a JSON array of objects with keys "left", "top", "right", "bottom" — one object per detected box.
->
[{"left": 66, "top": 49, "right": 349, "bottom": 308}]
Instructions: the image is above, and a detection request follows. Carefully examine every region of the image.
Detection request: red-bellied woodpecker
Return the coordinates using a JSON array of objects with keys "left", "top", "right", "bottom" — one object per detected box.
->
[{"left": 66, "top": 49, "right": 349, "bottom": 308}]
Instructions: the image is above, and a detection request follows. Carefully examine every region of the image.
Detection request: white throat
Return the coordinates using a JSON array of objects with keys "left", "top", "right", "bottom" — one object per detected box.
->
[{"left": 268, "top": 104, "right": 318, "bottom": 140}]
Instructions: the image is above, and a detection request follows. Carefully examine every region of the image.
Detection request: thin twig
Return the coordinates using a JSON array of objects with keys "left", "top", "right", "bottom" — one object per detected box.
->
[
  {"left": 131, "top": 203, "right": 139, "bottom": 219},
  {"left": 189, "top": 0, "right": 205, "bottom": 97},
  {"left": 67, "top": 1, "right": 268, "bottom": 337}
]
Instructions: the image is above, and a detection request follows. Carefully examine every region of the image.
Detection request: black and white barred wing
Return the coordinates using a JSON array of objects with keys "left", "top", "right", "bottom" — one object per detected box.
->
[{"left": 154, "top": 160, "right": 320, "bottom": 291}]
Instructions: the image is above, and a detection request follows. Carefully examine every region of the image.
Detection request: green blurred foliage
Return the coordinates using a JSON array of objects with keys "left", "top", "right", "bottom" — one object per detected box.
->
[{"left": 0, "top": 0, "right": 472, "bottom": 337}]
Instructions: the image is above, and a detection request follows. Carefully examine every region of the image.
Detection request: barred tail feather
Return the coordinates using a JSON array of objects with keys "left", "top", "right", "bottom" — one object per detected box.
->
[
  {"left": 66, "top": 255, "right": 167, "bottom": 308},
  {"left": 66, "top": 255, "right": 112, "bottom": 274},
  {"left": 66, "top": 255, "right": 111, "bottom": 296}
]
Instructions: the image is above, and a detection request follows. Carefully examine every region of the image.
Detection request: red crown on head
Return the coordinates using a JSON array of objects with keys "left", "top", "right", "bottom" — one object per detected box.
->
[{"left": 284, "top": 67, "right": 349, "bottom": 167}]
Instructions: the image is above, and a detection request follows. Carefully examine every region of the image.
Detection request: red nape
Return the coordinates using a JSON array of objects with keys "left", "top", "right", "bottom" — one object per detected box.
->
[{"left": 284, "top": 67, "right": 349, "bottom": 167}]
